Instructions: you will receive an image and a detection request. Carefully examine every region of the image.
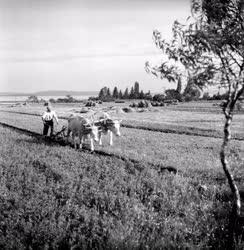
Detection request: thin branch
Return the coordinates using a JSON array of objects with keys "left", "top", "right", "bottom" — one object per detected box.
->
[
  {"left": 219, "top": 53, "right": 232, "bottom": 101},
  {"left": 229, "top": 44, "right": 243, "bottom": 59},
  {"left": 223, "top": 55, "right": 238, "bottom": 81},
  {"left": 226, "top": 48, "right": 242, "bottom": 69}
]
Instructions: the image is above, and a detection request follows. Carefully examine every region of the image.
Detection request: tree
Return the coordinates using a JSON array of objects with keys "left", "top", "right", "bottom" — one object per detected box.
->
[
  {"left": 153, "top": 93, "right": 165, "bottom": 102},
  {"left": 165, "top": 89, "right": 182, "bottom": 101},
  {"left": 118, "top": 90, "right": 123, "bottom": 99},
  {"left": 190, "top": 0, "right": 244, "bottom": 226},
  {"left": 123, "top": 88, "right": 129, "bottom": 99},
  {"left": 107, "top": 88, "right": 111, "bottom": 98},
  {"left": 202, "top": 92, "right": 210, "bottom": 100},
  {"left": 139, "top": 90, "right": 145, "bottom": 99},
  {"left": 146, "top": 0, "right": 244, "bottom": 240},
  {"left": 49, "top": 98, "right": 56, "bottom": 103},
  {"left": 112, "top": 86, "right": 119, "bottom": 99},
  {"left": 183, "top": 78, "right": 201, "bottom": 101},
  {"left": 134, "top": 81, "right": 140, "bottom": 98},
  {"left": 129, "top": 87, "right": 134, "bottom": 99},
  {"left": 183, "top": 87, "right": 201, "bottom": 101},
  {"left": 176, "top": 77, "right": 182, "bottom": 93},
  {"left": 27, "top": 95, "right": 39, "bottom": 103},
  {"left": 144, "top": 91, "right": 153, "bottom": 100},
  {"left": 65, "top": 95, "right": 76, "bottom": 102},
  {"left": 98, "top": 87, "right": 108, "bottom": 100}
]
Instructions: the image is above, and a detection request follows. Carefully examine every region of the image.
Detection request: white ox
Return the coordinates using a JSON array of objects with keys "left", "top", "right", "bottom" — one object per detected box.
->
[
  {"left": 94, "top": 113, "right": 122, "bottom": 146},
  {"left": 67, "top": 115, "right": 99, "bottom": 151}
]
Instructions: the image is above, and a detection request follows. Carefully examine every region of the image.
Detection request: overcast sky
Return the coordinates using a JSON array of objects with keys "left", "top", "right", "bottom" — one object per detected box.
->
[{"left": 0, "top": 0, "right": 190, "bottom": 93}]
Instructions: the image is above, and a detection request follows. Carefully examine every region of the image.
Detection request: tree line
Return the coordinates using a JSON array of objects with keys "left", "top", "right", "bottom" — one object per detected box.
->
[{"left": 98, "top": 82, "right": 152, "bottom": 101}]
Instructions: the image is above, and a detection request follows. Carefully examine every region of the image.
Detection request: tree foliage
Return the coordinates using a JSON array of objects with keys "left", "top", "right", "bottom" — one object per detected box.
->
[
  {"left": 118, "top": 90, "right": 123, "bottom": 99},
  {"left": 146, "top": 0, "right": 244, "bottom": 99},
  {"left": 107, "top": 88, "right": 111, "bottom": 97},
  {"left": 98, "top": 87, "right": 108, "bottom": 100},
  {"left": 129, "top": 87, "right": 134, "bottom": 99},
  {"left": 27, "top": 95, "right": 39, "bottom": 103},
  {"left": 165, "top": 89, "right": 182, "bottom": 101},
  {"left": 134, "top": 81, "right": 140, "bottom": 98},
  {"left": 112, "top": 86, "right": 119, "bottom": 99},
  {"left": 98, "top": 82, "right": 145, "bottom": 100},
  {"left": 146, "top": 0, "right": 244, "bottom": 240},
  {"left": 123, "top": 88, "right": 128, "bottom": 99},
  {"left": 191, "top": 1, "right": 244, "bottom": 225}
]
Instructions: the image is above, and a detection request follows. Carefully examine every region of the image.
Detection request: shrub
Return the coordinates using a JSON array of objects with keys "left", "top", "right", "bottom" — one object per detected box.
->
[
  {"left": 85, "top": 101, "right": 96, "bottom": 107},
  {"left": 138, "top": 101, "right": 145, "bottom": 108},
  {"left": 236, "top": 102, "right": 244, "bottom": 111},
  {"left": 202, "top": 92, "right": 211, "bottom": 100},
  {"left": 80, "top": 107, "right": 89, "bottom": 113},
  {"left": 165, "top": 89, "right": 182, "bottom": 101},
  {"left": 130, "top": 102, "right": 137, "bottom": 108},
  {"left": 88, "top": 96, "right": 99, "bottom": 101},
  {"left": 153, "top": 94, "right": 165, "bottom": 102},
  {"left": 122, "top": 107, "right": 133, "bottom": 113},
  {"left": 55, "top": 95, "right": 80, "bottom": 103},
  {"left": 115, "top": 100, "right": 125, "bottom": 103},
  {"left": 26, "top": 95, "right": 39, "bottom": 103},
  {"left": 49, "top": 98, "right": 56, "bottom": 103}
]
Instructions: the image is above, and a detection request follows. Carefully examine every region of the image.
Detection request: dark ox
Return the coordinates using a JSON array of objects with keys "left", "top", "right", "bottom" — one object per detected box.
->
[{"left": 95, "top": 115, "right": 122, "bottom": 146}]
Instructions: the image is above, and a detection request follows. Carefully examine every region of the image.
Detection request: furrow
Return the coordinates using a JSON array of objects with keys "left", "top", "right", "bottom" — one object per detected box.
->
[
  {"left": 0, "top": 121, "right": 178, "bottom": 175},
  {"left": 1, "top": 110, "right": 243, "bottom": 140}
]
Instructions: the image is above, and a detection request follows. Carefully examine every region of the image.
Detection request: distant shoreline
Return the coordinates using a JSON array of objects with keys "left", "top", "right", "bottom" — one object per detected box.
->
[
  {"left": 0, "top": 91, "right": 98, "bottom": 97},
  {"left": 0, "top": 94, "right": 97, "bottom": 104}
]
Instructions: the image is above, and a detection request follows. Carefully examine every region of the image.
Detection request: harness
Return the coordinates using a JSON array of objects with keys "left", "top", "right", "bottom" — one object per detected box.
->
[
  {"left": 96, "top": 119, "right": 114, "bottom": 133},
  {"left": 83, "top": 127, "right": 92, "bottom": 135}
]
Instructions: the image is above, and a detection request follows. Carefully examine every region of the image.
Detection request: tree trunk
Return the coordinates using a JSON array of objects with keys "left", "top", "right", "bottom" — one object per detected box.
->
[
  {"left": 176, "top": 77, "right": 182, "bottom": 93},
  {"left": 220, "top": 114, "right": 241, "bottom": 244}
]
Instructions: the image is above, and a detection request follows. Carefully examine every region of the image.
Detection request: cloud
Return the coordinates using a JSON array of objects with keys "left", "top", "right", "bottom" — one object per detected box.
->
[
  {"left": 0, "top": 0, "right": 190, "bottom": 92},
  {"left": 0, "top": 51, "right": 161, "bottom": 64}
]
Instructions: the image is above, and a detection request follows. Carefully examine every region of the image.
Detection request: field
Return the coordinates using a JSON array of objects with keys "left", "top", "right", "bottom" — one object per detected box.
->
[{"left": 0, "top": 101, "right": 244, "bottom": 249}]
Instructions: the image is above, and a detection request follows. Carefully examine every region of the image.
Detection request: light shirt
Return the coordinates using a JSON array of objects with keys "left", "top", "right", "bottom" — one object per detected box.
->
[{"left": 42, "top": 111, "right": 58, "bottom": 123}]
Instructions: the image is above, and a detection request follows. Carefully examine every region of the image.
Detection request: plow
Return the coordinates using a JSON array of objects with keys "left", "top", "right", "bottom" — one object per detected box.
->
[
  {"left": 52, "top": 125, "right": 67, "bottom": 139},
  {"left": 47, "top": 125, "right": 68, "bottom": 145}
]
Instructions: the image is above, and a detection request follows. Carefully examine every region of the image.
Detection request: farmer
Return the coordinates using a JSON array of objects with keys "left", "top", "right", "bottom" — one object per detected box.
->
[{"left": 42, "top": 102, "right": 59, "bottom": 136}]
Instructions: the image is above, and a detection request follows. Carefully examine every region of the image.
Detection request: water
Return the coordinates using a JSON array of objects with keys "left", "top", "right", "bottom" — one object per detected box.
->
[{"left": 0, "top": 95, "right": 94, "bottom": 103}]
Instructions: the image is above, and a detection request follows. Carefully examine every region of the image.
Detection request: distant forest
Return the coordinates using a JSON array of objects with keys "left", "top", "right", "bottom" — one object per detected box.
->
[
  {"left": 96, "top": 81, "right": 239, "bottom": 103},
  {"left": 24, "top": 81, "right": 239, "bottom": 104},
  {"left": 98, "top": 82, "right": 152, "bottom": 101}
]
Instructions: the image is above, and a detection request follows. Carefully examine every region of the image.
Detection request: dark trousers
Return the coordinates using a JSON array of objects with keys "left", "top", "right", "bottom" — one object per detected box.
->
[{"left": 43, "top": 120, "right": 54, "bottom": 136}]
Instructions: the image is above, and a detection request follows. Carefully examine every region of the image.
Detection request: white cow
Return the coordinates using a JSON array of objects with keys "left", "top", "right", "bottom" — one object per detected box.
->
[
  {"left": 94, "top": 113, "right": 122, "bottom": 146},
  {"left": 67, "top": 115, "right": 99, "bottom": 151}
]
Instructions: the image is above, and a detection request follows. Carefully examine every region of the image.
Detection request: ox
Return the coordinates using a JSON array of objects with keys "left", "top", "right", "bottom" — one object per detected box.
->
[
  {"left": 94, "top": 113, "right": 122, "bottom": 146},
  {"left": 67, "top": 115, "right": 99, "bottom": 151}
]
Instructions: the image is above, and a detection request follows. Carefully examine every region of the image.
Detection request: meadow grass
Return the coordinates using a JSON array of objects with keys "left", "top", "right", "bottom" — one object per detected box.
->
[
  {"left": 0, "top": 111, "right": 243, "bottom": 176},
  {"left": 0, "top": 102, "right": 244, "bottom": 248},
  {"left": 0, "top": 126, "right": 236, "bottom": 249},
  {"left": 1, "top": 100, "right": 243, "bottom": 138}
]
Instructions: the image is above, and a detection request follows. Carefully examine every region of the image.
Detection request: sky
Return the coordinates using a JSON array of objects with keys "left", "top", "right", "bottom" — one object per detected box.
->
[{"left": 0, "top": 0, "right": 191, "bottom": 93}]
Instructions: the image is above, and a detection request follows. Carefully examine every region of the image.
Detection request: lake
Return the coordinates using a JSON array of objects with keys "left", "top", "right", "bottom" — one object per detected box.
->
[{"left": 0, "top": 95, "right": 94, "bottom": 103}]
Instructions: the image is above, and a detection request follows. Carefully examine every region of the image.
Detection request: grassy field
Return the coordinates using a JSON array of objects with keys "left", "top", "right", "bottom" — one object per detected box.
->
[
  {"left": 0, "top": 111, "right": 243, "bottom": 175},
  {"left": 0, "top": 101, "right": 244, "bottom": 249},
  {"left": 1, "top": 100, "right": 243, "bottom": 138},
  {"left": 0, "top": 126, "right": 234, "bottom": 249}
]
